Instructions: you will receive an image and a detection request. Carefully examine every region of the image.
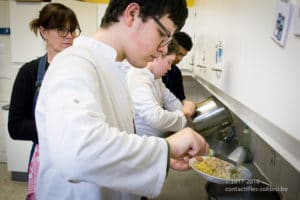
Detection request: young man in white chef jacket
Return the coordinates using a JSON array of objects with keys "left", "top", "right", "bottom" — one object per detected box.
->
[{"left": 35, "top": 0, "right": 209, "bottom": 199}]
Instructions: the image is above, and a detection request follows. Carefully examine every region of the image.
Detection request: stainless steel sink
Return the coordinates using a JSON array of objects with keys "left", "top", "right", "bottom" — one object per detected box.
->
[{"left": 207, "top": 139, "right": 239, "bottom": 156}]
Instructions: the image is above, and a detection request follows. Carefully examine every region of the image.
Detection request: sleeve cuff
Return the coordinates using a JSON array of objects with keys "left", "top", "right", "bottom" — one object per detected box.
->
[{"left": 165, "top": 139, "right": 170, "bottom": 176}]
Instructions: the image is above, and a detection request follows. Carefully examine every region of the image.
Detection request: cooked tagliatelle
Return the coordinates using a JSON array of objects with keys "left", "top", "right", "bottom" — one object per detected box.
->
[{"left": 193, "top": 157, "right": 242, "bottom": 179}]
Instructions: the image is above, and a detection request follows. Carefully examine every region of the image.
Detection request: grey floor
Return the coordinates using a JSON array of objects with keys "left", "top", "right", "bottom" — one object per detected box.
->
[
  {"left": 0, "top": 76, "right": 210, "bottom": 200},
  {"left": 0, "top": 163, "right": 27, "bottom": 200},
  {"left": 150, "top": 169, "right": 208, "bottom": 200},
  {"left": 0, "top": 162, "right": 209, "bottom": 200}
]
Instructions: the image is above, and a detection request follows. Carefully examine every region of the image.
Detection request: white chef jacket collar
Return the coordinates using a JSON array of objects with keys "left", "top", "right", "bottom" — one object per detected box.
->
[
  {"left": 74, "top": 36, "right": 117, "bottom": 62},
  {"left": 144, "top": 68, "right": 155, "bottom": 81}
]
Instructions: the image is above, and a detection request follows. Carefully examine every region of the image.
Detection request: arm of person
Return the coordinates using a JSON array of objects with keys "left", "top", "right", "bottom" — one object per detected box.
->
[
  {"left": 8, "top": 62, "right": 38, "bottom": 143},
  {"left": 181, "top": 99, "right": 196, "bottom": 118},
  {"left": 129, "top": 81, "right": 187, "bottom": 134},
  {"left": 166, "top": 127, "right": 209, "bottom": 171},
  {"left": 160, "top": 80, "right": 183, "bottom": 112},
  {"left": 161, "top": 82, "right": 196, "bottom": 128}
]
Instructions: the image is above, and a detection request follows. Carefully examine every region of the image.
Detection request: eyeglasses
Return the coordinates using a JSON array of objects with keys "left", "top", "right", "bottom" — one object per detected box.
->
[
  {"left": 56, "top": 27, "right": 81, "bottom": 38},
  {"left": 151, "top": 16, "right": 172, "bottom": 47}
]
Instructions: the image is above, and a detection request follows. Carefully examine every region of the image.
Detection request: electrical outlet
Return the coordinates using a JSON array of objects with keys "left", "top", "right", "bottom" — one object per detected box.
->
[{"left": 270, "top": 149, "right": 277, "bottom": 166}]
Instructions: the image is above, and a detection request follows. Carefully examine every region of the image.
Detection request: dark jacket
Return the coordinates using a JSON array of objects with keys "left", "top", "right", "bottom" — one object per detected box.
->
[
  {"left": 8, "top": 57, "right": 49, "bottom": 143},
  {"left": 162, "top": 64, "right": 185, "bottom": 101}
]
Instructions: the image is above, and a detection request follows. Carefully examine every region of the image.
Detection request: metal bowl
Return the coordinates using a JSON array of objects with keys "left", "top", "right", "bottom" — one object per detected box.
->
[
  {"left": 207, "top": 139, "right": 239, "bottom": 156},
  {"left": 192, "top": 96, "right": 233, "bottom": 137}
]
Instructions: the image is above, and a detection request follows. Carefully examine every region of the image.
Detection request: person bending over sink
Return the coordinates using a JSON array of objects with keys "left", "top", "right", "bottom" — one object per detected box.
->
[{"left": 127, "top": 39, "right": 196, "bottom": 138}]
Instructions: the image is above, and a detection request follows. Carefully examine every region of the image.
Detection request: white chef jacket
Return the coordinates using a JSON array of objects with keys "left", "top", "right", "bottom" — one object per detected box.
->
[
  {"left": 127, "top": 67, "right": 186, "bottom": 137},
  {"left": 35, "top": 36, "right": 168, "bottom": 200}
]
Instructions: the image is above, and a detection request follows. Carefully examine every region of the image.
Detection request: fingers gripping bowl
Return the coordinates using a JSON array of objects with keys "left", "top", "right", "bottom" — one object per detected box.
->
[{"left": 189, "top": 156, "right": 252, "bottom": 184}]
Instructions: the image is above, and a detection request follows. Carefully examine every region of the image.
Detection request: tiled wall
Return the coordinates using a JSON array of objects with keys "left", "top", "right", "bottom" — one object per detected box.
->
[{"left": 183, "top": 76, "right": 300, "bottom": 200}]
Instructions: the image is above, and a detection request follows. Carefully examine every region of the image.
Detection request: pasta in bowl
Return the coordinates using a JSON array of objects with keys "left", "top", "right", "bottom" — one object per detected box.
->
[{"left": 189, "top": 156, "right": 252, "bottom": 184}]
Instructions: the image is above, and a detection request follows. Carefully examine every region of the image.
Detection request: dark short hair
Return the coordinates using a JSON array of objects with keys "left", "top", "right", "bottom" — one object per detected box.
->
[
  {"left": 173, "top": 31, "right": 193, "bottom": 51},
  {"left": 29, "top": 3, "right": 80, "bottom": 35},
  {"left": 101, "top": 0, "right": 188, "bottom": 31},
  {"left": 167, "top": 38, "right": 179, "bottom": 55}
]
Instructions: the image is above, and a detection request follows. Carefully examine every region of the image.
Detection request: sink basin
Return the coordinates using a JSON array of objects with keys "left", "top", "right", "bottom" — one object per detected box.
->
[{"left": 207, "top": 139, "right": 239, "bottom": 156}]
